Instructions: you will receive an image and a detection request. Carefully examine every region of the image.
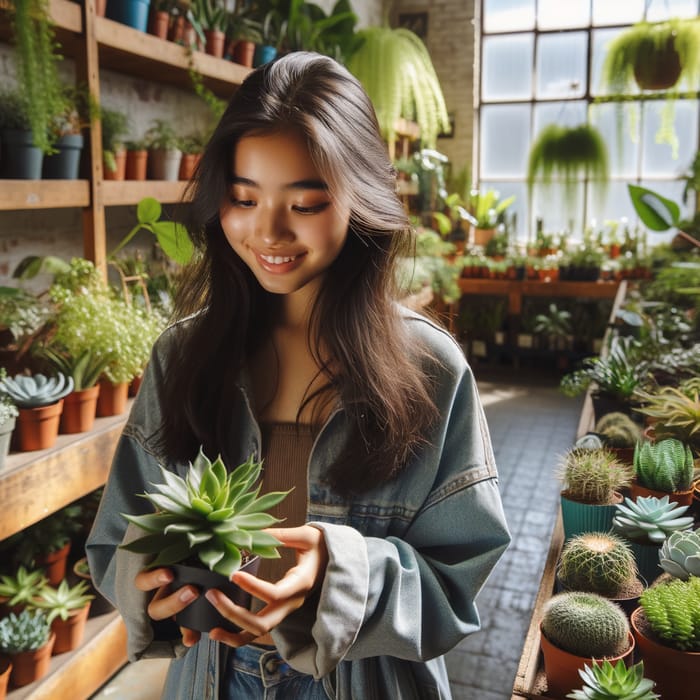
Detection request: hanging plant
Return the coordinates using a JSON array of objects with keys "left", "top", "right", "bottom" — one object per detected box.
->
[
  {"left": 346, "top": 26, "right": 450, "bottom": 149},
  {"left": 527, "top": 123, "right": 609, "bottom": 208},
  {"left": 601, "top": 18, "right": 700, "bottom": 158}
]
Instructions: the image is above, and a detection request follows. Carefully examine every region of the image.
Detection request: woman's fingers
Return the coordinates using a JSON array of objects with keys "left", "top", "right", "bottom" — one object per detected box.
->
[
  {"left": 134, "top": 567, "right": 173, "bottom": 592},
  {"left": 180, "top": 627, "right": 201, "bottom": 648},
  {"left": 133, "top": 567, "right": 199, "bottom": 621}
]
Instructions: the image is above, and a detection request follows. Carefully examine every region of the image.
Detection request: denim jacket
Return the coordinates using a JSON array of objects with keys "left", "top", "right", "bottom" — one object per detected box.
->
[{"left": 87, "top": 311, "right": 510, "bottom": 700}]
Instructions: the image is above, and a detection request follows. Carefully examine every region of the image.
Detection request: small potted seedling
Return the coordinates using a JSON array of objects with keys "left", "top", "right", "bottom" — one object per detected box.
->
[
  {"left": 0, "top": 610, "right": 54, "bottom": 687},
  {"left": 120, "top": 449, "right": 289, "bottom": 633},
  {"left": 0, "top": 566, "right": 48, "bottom": 615}
]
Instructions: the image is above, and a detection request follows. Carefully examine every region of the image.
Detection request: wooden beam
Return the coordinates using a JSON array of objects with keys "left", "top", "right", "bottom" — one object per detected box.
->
[
  {"left": 103, "top": 180, "right": 188, "bottom": 206},
  {"left": 0, "top": 181, "right": 90, "bottom": 210}
]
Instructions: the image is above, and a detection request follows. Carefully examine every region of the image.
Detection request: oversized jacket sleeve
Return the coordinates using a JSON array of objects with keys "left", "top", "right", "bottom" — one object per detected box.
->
[{"left": 272, "top": 318, "right": 511, "bottom": 678}]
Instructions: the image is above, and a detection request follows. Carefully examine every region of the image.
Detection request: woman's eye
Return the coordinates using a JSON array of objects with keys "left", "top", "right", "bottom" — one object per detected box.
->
[
  {"left": 230, "top": 197, "right": 255, "bottom": 208},
  {"left": 293, "top": 202, "right": 330, "bottom": 214}
]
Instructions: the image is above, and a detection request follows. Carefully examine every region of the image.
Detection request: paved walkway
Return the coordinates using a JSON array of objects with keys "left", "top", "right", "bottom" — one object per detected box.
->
[{"left": 446, "top": 369, "right": 583, "bottom": 700}]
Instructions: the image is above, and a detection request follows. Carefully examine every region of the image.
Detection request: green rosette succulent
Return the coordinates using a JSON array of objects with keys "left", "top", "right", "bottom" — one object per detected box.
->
[
  {"left": 659, "top": 528, "right": 700, "bottom": 580},
  {"left": 121, "top": 450, "right": 290, "bottom": 578},
  {"left": 612, "top": 495, "right": 694, "bottom": 544},
  {"left": 566, "top": 659, "right": 659, "bottom": 700},
  {"left": 0, "top": 372, "right": 74, "bottom": 408},
  {"left": 633, "top": 438, "right": 694, "bottom": 493}
]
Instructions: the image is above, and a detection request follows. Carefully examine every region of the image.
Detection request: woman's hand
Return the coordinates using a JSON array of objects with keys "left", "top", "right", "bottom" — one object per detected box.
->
[
  {"left": 206, "top": 525, "right": 329, "bottom": 648},
  {"left": 134, "top": 567, "right": 201, "bottom": 648}
]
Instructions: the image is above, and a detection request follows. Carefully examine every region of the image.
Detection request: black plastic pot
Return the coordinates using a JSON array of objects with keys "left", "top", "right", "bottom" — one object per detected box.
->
[
  {"left": 1, "top": 129, "right": 43, "bottom": 179},
  {"left": 171, "top": 557, "right": 260, "bottom": 634},
  {"left": 43, "top": 133, "right": 84, "bottom": 179}
]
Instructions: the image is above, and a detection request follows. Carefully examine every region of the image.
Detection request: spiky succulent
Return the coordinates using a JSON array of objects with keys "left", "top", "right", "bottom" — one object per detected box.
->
[
  {"left": 0, "top": 372, "right": 74, "bottom": 408},
  {"left": 635, "top": 383, "right": 700, "bottom": 443},
  {"left": 566, "top": 659, "right": 658, "bottom": 700},
  {"left": 0, "top": 566, "right": 48, "bottom": 607},
  {"left": 0, "top": 610, "right": 51, "bottom": 654},
  {"left": 639, "top": 576, "right": 700, "bottom": 651},
  {"left": 612, "top": 495, "right": 694, "bottom": 543},
  {"left": 30, "top": 579, "right": 94, "bottom": 624},
  {"left": 559, "top": 448, "right": 633, "bottom": 504},
  {"left": 121, "top": 450, "right": 290, "bottom": 578},
  {"left": 659, "top": 528, "right": 700, "bottom": 580},
  {"left": 633, "top": 438, "right": 694, "bottom": 492}
]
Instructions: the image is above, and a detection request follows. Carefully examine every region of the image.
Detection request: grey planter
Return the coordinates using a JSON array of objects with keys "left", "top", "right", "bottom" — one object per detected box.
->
[{"left": 148, "top": 148, "right": 182, "bottom": 181}]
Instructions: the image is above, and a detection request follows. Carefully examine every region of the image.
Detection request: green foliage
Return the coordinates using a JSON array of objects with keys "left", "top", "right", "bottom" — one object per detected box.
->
[
  {"left": 659, "top": 528, "right": 700, "bottom": 580},
  {"left": 594, "top": 412, "right": 641, "bottom": 449},
  {"left": 120, "top": 450, "right": 290, "bottom": 578},
  {"left": 192, "top": 0, "right": 227, "bottom": 32},
  {"left": 633, "top": 438, "right": 694, "bottom": 492},
  {"left": 31, "top": 579, "right": 94, "bottom": 624},
  {"left": 558, "top": 448, "right": 633, "bottom": 505},
  {"left": 527, "top": 123, "right": 609, "bottom": 208},
  {"left": 0, "top": 88, "right": 31, "bottom": 131},
  {"left": 613, "top": 495, "right": 694, "bottom": 544},
  {"left": 541, "top": 591, "right": 630, "bottom": 658},
  {"left": 0, "top": 566, "right": 48, "bottom": 608},
  {"left": 566, "top": 659, "right": 658, "bottom": 700},
  {"left": 628, "top": 185, "right": 681, "bottom": 232},
  {"left": 100, "top": 107, "right": 129, "bottom": 172},
  {"left": 558, "top": 532, "right": 638, "bottom": 597},
  {"left": 0, "top": 368, "right": 19, "bottom": 427},
  {"left": 533, "top": 303, "right": 572, "bottom": 343},
  {"left": 0, "top": 610, "right": 50, "bottom": 654},
  {"left": 0, "top": 372, "right": 73, "bottom": 408},
  {"left": 346, "top": 26, "right": 450, "bottom": 148},
  {"left": 467, "top": 189, "right": 515, "bottom": 230},
  {"left": 144, "top": 119, "right": 181, "bottom": 151},
  {"left": 639, "top": 576, "right": 700, "bottom": 651}
]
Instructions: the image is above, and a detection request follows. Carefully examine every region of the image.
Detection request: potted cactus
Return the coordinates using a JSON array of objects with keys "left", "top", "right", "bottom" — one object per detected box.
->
[
  {"left": 0, "top": 610, "right": 55, "bottom": 687},
  {"left": 567, "top": 659, "right": 659, "bottom": 700},
  {"left": 613, "top": 495, "right": 695, "bottom": 584},
  {"left": 630, "top": 576, "right": 700, "bottom": 700},
  {"left": 0, "top": 372, "right": 73, "bottom": 451},
  {"left": 593, "top": 412, "right": 642, "bottom": 465},
  {"left": 30, "top": 579, "right": 94, "bottom": 654},
  {"left": 557, "top": 447, "right": 633, "bottom": 541},
  {"left": 0, "top": 566, "right": 48, "bottom": 615},
  {"left": 631, "top": 438, "right": 695, "bottom": 506},
  {"left": 557, "top": 532, "right": 644, "bottom": 615},
  {"left": 539, "top": 591, "right": 635, "bottom": 698},
  {"left": 0, "top": 368, "right": 18, "bottom": 471},
  {"left": 658, "top": 528, "right": 700, "bottom": 581},
  {"left": 120, "top": 449, "right": 289, "bottom": 633}
]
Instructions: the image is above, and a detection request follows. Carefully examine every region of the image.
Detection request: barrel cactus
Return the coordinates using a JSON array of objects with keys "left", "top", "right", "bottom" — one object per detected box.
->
[
  {"left": 558, "top": 532, "right": 638, "bottom": 597},
  {"left": 639, "top": 576, "right": 700, "bottom": 652},
  {"left": 559, "top": 448, "right": 633, "bottom": 504},
  {"left": 566, "top": 659, "right": 659, "bottom": 700},
  {"left": 633, "top": 438, "right": 694, "bottom": 492},
  {"left": 659, "top": 528, "right": 700, "bottom": 580},
  {"left": 612, "top": 495, "right": 694, "bottom": 543},
  {"left": 595, "top": 412, "right": 642, "bottom": 448},
  {"left": 0, "top": 372, "right": 74, "bottom": 408},
  {"left": 541, "top": 591, "right": 630, "bottom": 658}
]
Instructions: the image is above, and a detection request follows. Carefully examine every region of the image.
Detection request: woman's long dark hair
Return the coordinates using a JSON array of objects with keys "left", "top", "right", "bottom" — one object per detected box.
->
[{"left": 159, "top": 52, "right": 438, "bottom": 494}]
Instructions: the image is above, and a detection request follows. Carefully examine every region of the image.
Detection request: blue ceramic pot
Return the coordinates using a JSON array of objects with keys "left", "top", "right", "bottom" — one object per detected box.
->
[
  {"left": 106, "top": 0, "right": 151, "bottom": 33},
  {"left": 254, "top": 45, "right": 278, "bottom": 67}
]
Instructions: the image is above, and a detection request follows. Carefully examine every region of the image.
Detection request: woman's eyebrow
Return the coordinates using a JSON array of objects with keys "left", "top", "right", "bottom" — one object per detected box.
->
[{"left": 229, "top": 175, "right": 327, "bottom": 191}]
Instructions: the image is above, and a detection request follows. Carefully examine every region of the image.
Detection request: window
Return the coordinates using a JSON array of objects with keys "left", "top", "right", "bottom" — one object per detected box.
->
[{"left": 478, "top": 0, "right": 700, "bottom": 241}]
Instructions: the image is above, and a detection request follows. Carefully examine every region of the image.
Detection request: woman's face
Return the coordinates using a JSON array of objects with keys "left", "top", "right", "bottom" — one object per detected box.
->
[{"left": 219, "top": 130, "right": 350, "bottom": 307}]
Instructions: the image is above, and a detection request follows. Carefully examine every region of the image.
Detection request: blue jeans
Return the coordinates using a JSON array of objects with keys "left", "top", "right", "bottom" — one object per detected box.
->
[{"left": 223, "top": 644, "right": 331, "bottom": 699}]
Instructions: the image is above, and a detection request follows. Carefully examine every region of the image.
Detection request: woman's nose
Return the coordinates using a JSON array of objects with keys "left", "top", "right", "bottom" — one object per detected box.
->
[{"left": 255, "top": 204, "right": 293, "bottom": 245}]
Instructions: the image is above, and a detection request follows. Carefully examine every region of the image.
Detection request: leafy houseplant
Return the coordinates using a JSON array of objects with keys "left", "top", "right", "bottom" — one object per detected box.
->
[
  {"left": 466, "top": 188, "right": 515, "bottom": 247},
  {"left": 533, "top": 303, "right": 572, "bottom": 352},
  {"left": 100, "top": 106, "right": 129, "bottom": 178},
  {"left": 0, "top": 610, "right": 54, "bottom": 687},
  {"left": 144, "top": 118, "right": 183, "bottom": 181},
  {"left": 566, "top": 659, "right": 659, "bottom": 700},
  {"left": 0, "top": 87, "right": 44, "bottom": 178},
  {"left": 120, "top": 449, "right": 290, "bottom": 632},
  {"left": 346, "top": 25, "right": 450, "bottom": 149}
]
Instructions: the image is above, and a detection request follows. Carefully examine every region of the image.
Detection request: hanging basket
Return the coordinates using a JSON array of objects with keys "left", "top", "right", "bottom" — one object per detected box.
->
[{"left": 633, "top": 35, "right": 682, "bottom": 90}]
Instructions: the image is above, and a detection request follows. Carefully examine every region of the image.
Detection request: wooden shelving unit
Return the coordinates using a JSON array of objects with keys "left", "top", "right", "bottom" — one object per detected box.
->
[{"left": 0, "top": 181, "right": 90, "bottom": 210}]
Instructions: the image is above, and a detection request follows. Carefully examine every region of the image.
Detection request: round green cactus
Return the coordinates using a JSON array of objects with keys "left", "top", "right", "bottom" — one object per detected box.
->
[
  {"left": 558, "top": 532, "right": 638, "bottom": 597},
  {"left": 559, "top": 448, "right": 633, "bottom": 504},
  {"left": 541, "top": 591, "right": 630, "bottom": 658},
  {"left": 594, "top": 412, "right": 642, "bottom": 449},
  {"left": 659, "top": 528, "right": 700, "bottom": 580}
]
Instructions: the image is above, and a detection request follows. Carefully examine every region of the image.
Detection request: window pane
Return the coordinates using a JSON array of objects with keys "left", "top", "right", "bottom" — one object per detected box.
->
[
  {"left": 641, "top": 100, "right": 700, "bottom": 176},
  {"left": 480, "top": 104, "right": 532, "bottom": 178},
  {"left": 536, "top": 32, "right": 588, "bottom": 99},
  {"left": 591, "top": 28, "right": 634, "bottom": 96},
  {"left": 646, "top": 0, "right": 699, "bottom": 21},
  {"left": 531, "top": 182, "right": 585, "bottom": 238},
  {"left": 589, "top": 102, "right": 640, "bottom": 178},
  {"left": 538, "top": 0, "right": 589, "bottom": 29},
  {"left": 483, "top": 0, "right": 535, "bottom": 33},
  {"left": 533, "top": 101, "right": 588, "bottom": 135},
  {"left": 592, "top": 0, "right": 644, "bottom": 26},
  {"left": 589, "top": 181, "right": 637, "bottom": 230},
  {"left": 482, "top": 34, "right": 534, "bottom": 101}
]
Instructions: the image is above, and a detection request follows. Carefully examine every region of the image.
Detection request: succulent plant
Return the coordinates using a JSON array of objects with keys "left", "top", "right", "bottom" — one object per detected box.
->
[
  {"left": 0, "top": 372, "right": 74, "bottom": 409},
  {"left": 633, "top": 438, "right": 694, "bottom": 493},
  {"left": 121, "top": 449, "right": 290, "bottom": 578},
  {"left": 558, "top": 532, "right": 639, "bottom": 597},
  {"left": 0, "top": 368, "right": 19, "bottom": 427},
  {"left": 541, "top": 591, "right": 630, "bottom": 658},
  {"left": 639, "top": 576, "right": 700, "bottom": 652},
  {"left": 566, "top": 659, "right": 659, "bottom": 700},
  {"left": 559, "top": 448, "right": 633, "bottom": 504},
  {"left": 0, "top": 566, "right": 48, "bottom": 608},
  {"left": 594, "top": 412, "right": 642, "bottom": 449},
  {"left": 613, "top": 495, "right": 694, "bottom": 544},
  {"left": 0, "top": 610, "right": 51, "bottom": 654},
  {"left": 574, "top": 433, "right": 605, "bottom": 450},
  {"left": 635, "top": 382, "right": 700, "bottom": 444},
  {"left": 30, "top": 579, "right": 94, "bottom": 624},
  {"left": 658, "top": 528, "right": 700, "bottom": 580}
]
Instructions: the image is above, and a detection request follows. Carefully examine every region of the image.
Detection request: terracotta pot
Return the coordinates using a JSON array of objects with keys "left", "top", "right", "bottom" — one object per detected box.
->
[
  {"left": 60, "top": 385, "right": 100, "bottom": 434},
  {"left": 73, "top": 558, "right": 115, "bottom": 617},
  {"left": 472, "top": 226, "right": 495, "bottom": 247},
  {"left": 16, "top": 400, "right": 63, "bottom": 451},
  {"left": 540, "top": 625, "right": 635, "bottom": 699},
  {"left": 0, "top": 657, "right": 10, "bottom": 700},
  {"left": 96, "top": 380, "right": 129, "bottom": 417},
  {"left": 128, "top": 374, "right": 143, "bottom": 397},
  {"left": 95, "top": 0, "right": 107, "bottom": 17},
  {"left": 149, "top": 9, "right": 170, "bottom": 39},
  {"left": 51, "top": 603, "right": 91, "bottom": 654},
  {"left": 608, "top": 445, "right": 635, "bottom": 465},
  {"left": 631, "top": 607, "right": 700, "bottom": 700},
  {"left": 232, "top": 40, "right": 256, "bottom": 67},
  {"left": 103, "top": 149, "right": 126, "bottom": 180},
  {"left": 125, "top": 149, "right": 148, "bottom": 180},
  {"left": 9, "top": 632, "right": 55, "bottom": 687},
  {"left": 36, "top": 540, "right": 72, "bottom": 586},
  {"left": 179, "top": 152, "right": 201, "bottom": 180},
  {"left": 204, "top": 29, "right": 225, "bottom": 58},
  {"left": 629, "top": 479, "right": 695, "bottom": 507}
]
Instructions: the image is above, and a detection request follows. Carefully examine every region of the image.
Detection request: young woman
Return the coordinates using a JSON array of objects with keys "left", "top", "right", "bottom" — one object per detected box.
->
[{"left": 87, "top": 52, "right": 510, "bottom": 700}]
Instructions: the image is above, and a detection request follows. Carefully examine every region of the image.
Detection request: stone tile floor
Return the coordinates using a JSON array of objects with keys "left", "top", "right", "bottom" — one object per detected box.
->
[{"left": 91, "top": 367, "right": 583, "bottom": 700}]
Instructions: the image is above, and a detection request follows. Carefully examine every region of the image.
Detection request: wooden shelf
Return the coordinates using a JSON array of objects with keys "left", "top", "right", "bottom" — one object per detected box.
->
[
  {"left": 7, "top": 613, "right": 127, "bottom": 700},
  {"left": 95, "top": 16, "right": 251, "bottom": 96},
  {"left": 102, "top": 179, "right": 188, "bottom": 206},
  {"left": 0, "top": 408, "right": 129, "bottom": 541},
  {"left": 0, "top": 181, "right": 91, "bottom": 211}
]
